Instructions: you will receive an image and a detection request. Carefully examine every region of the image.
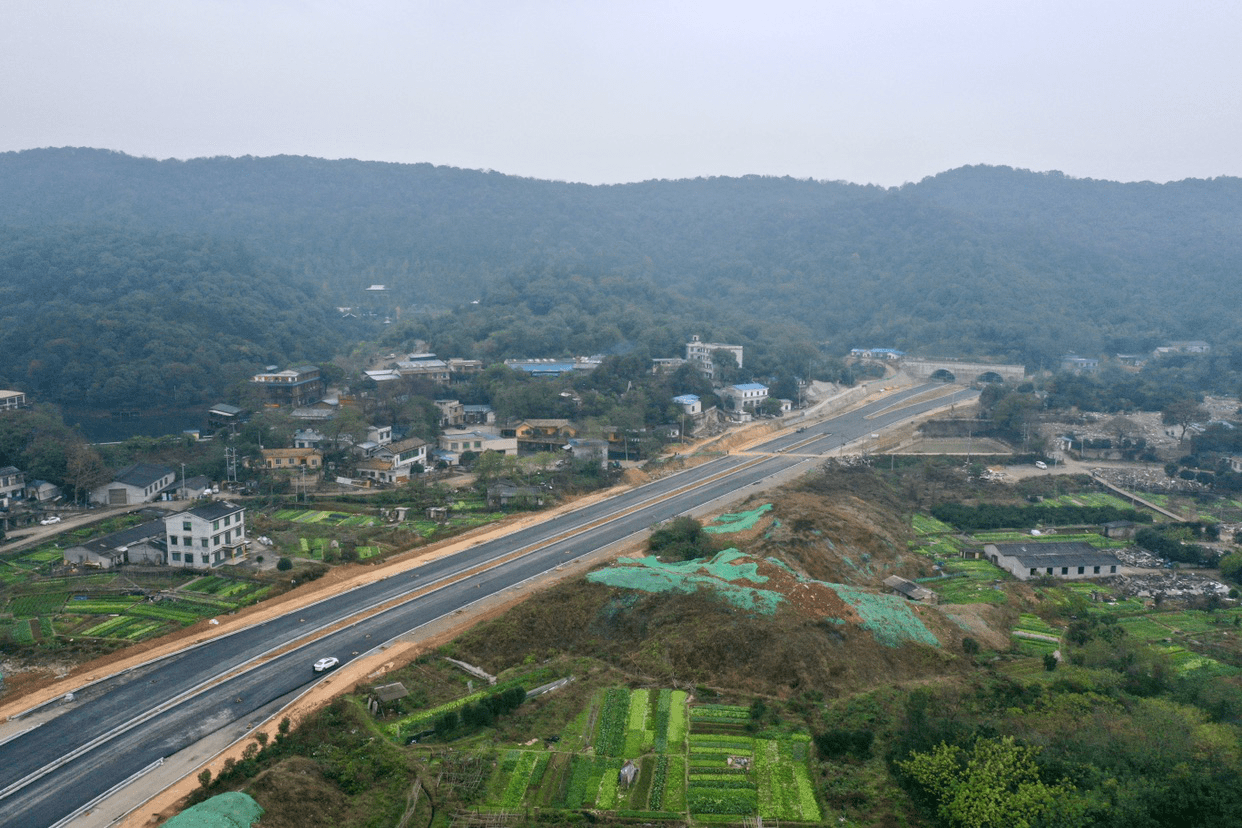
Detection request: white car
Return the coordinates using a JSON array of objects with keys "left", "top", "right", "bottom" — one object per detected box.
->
[
  {"left": 1035, "top": 461, "right": 1048, "bottom": 470},
  {"left": 313, "top": 656, "right": 340, "bottom": 673},
  {"left": 39, "top": 516, "right": 62, "bottom": 525}
]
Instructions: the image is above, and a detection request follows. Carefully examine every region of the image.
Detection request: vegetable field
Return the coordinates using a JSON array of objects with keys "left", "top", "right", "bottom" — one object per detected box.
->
[{"left": 474, "top": 688, "right": 820, "bottom": 822}]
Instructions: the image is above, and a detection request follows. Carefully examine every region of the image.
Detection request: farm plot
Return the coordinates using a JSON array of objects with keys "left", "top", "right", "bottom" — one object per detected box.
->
[
  {"left": 913, "top": 513, "right": 956, "bottom": 535},
  {"left": 8, "top": 592, "right": 68, "bottom": 617},
  {"left": 475, "top": 688, "right": 818, "bottom": 823}
]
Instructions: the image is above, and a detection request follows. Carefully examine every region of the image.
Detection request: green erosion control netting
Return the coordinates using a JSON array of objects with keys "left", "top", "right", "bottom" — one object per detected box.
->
[
  {"left": 163, "top": 792, "right": 263, "bottom": 828},
  {"left": 704, "top": 504, "right": 773, "bottom": 534},
  {"left": 826, "top": 584, "right": 940, "bottom": 647},
  {"left": 590, "top": 551, "right": 941, "bottom": 648},
  {"left": 587, "top": 550, "right": 783, "bottom": 613}
]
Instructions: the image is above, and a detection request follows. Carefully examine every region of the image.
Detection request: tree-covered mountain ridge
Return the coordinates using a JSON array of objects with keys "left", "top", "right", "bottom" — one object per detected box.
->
[{"left": 2, "top": 147, "right": 1241, "bottom": 388}]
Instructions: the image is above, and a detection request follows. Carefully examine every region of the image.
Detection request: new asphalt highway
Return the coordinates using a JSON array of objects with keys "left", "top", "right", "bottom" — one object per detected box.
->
[{"left": 0, "top": 383, "right": 976, "bottom": 827}]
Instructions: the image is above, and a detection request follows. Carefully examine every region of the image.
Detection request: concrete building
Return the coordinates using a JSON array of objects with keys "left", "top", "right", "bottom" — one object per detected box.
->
[
  {"left": 261, "top": 448, "right": 323, "bottom": 474},
  {"left": 0, "top": 390, "right": 28, "bottom": 411},
  {"left": 165, "top": 501, "right": 247, "bottom": 569},
  {"left": 686, "top": 335, "right": 744, "bottom": 380},
  {"left": 721, "top": 383, "right": 769, "bottom": 412},
  {"left": 91, "top": 463, "right": 176, "bottom": 506},
  {"left": 250, "top": 365, "right": 325, "bottom": 408},
  {"left": 984, "top": 541, "right": 1121, "bottom": 581},
  {"left": 438, "top": 430, "right": 517, "bottom": 463}
]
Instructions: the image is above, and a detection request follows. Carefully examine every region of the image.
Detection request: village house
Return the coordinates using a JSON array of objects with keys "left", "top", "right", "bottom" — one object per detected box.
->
[
  {"left": 354, "top": 436, "right": 429, "bottom": 484},
  {"left": 685, "top": 335, "right": 743, "bottom": 380},
  {"left": 502, "top": 419, "right": 579, "bottom": 454},
  {"left": 565, "top": 438, "right": 609, "bottom": 467},
  {"left": 984, "top": 541, "right": 1121, "bottom": 581},
  {"left": 672, "top": 394, "right": 702, "bottom": 416},
  {"left": 0, "top": 466, "right": 24, "bottom": 502},
  {"left": 434, "top": 399, "right": 466, "bottom": 428},
  {"left": 447, "top": 358, "right": 484, "bottom": 379},
  {"left": 487, "top": 481, "right": 545, "bottom": 509},
  {"left": 206, "top": 402, "right": 246, "bottom": 433},
  {"left": 721, "top": 383, "right": 769, "bottom": 412},
  {"left": 0, "top": 390, "right": 28, "bottom": 411},
  {"left": 261, "top": 448, "right": 323, "bottom": 474},
  {"left": 250, "top": 365, "right": 325, "bottom": 408},
  {"left": 25, "top": 479, "right": 60, "bottom": 502},
  {"left": 395, "top": 354, "right": 451, "bottom": 383},
  {"left": 91, "top": 463, "right": 176, "bottom": 506},
  {"left": 65, "top": 519, "right": 167, "bottom": 569},
  {"left": 462, "top": 404, "right": 495, "bottom": 425},
  {"left": 165, "top": 501, "right": 247, "bottom": 568},
  {"left": 438, "top": 430, "right": 517, "bottom": 464}
]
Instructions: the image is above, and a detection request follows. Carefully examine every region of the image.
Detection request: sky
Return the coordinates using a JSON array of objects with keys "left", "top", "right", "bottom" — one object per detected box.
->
[{"left": 3, "top": 1, "right": 1240, "bottom": 187}]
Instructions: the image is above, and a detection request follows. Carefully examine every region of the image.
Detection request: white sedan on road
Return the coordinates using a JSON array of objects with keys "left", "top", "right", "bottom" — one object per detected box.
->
[
  {"left": 313, "top": 656, "right": 339, "bottom": 673},
  {"left": 39, "top": 516, "right": 62, "bottom": 525}
]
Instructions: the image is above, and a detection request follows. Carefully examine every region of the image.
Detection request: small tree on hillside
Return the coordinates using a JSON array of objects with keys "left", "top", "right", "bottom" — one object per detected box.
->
[{"left": 648, "top": 516, "right": 718, "bottom": 561}]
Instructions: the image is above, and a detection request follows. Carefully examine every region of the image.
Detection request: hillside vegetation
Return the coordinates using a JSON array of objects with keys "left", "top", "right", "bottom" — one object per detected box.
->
[{"left": 3, "top": 149, "right": 1242, "bottom": 407}]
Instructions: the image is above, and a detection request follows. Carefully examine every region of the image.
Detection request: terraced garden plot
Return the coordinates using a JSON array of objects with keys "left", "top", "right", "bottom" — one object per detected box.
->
[
  {"left": 475, "top": 687, "right": 818, "bottom": 822},
  {"left": 20, "top": 548, "right": 67, "bottom": 564},
  {"left": 8, "top": 592, "right": 68, "bottom": 617},
  {"left": 1014, "top": 613, "right": 1062, "bottom": 638},
  {"left": 356, "top": 545, "right": 382, "bottom": 559},
  {"left": 1119, "top": 616, "right": 1178, "bottom": 641},
  {"left": 1151, "top": 611, "right": 1242, "bottom": 634},
  {"left": 1014, "top": 637, "right": 1059, "bottom": 657},
  {"left": 971, "top": 531, "right": 1125, "bottom": 548},
  {"left": 7, "top": 618, "right": 36, "bottom": 644},
  {"left": 1047, "top": 493, "right": 1135, "bottom": 509},
  {"left": 62, "top": 596, "right": 143, "bottom": 614},
  {"left": 913, "top": 513, "right": 956, "bottom": 535}
]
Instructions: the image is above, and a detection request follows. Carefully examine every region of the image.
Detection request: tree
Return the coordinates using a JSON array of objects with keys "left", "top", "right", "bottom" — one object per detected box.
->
[
  {"left": 1163, "top": 400, "right": 1209, "bottom": 441},
  {"left": 647, "top": 516, "right": 718, "bottom": 561},
  {"left": 1220, "top": 552, "right": 1242, "bottom": 583},
  {"left": 711, "top": 349, "right": 740, "bottom": 384},
  {"left": 276, "top": 557, "right": 293, "bottom": 571},
  {"left": 900, "top": 736, "right": 1079, "bottom": 828},
  {"left": 63, "top": 441, "right": 109, "bottom": 504}
]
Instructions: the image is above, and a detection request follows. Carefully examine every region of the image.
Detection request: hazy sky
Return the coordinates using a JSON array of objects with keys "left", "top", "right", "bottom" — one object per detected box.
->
[{"left": 3, "top": 1, "right": 1239, "bottom": 186}]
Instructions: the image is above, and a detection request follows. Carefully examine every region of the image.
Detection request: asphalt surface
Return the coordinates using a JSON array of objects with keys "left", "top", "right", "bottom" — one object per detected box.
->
[{"left": 0, "top": 383, "right": 976, "bottom": 827}]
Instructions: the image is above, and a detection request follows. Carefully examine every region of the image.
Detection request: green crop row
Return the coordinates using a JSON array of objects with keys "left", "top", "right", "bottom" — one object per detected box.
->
[
  {"left": 597, "top": 687, "right": 631, "bottom": 757},
  {"left": 687, "top": 787, "right": 758, "bottom": 815},
  {"left": 9, "top": 592, "right": 68, "bottom": 617}
]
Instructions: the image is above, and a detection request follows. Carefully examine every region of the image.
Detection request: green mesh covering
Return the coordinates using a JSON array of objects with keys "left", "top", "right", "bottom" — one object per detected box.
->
[
  {"left": 828, "top": 584, "right": 940, "bottom": 647},
  {"left": 587, "top": 550, "right": 783, "bottom": 613},
  {"left": 703, "top": 504, "right": 773, "bottom": 534},
  {"left": 163, "top": 792, "right": 264, "bottom": 828}
]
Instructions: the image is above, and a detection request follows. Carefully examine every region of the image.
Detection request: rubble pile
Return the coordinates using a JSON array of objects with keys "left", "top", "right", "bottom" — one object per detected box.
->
[
  {"left": 1113, "top": 547, "right": 1165, "bottom": 568},
  {"left": 1108, "top": 572, "right": 1231, "bottom": 601},
  {"left": 1089, "top": 465, "right": 1205, "bottom": 493}
]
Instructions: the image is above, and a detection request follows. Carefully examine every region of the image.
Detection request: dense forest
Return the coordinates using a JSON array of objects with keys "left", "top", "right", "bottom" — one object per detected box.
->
[{"left": 2, "top": 148, "right": 1241, "bottom": 408}]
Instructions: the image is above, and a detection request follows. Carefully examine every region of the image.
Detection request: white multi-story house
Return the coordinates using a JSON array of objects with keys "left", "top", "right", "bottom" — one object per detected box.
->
[
  {"left": 164, "top": 501, "right": 247, "bottom": 569},
  {"left": 0, "top": 466, "right": 24, "bottom": 501},
  {"left": 721, "top": 383, "right": 769, "bottom": 412},
  {"left": 685, "top": 335, "right": 744, "bottom": 380}
]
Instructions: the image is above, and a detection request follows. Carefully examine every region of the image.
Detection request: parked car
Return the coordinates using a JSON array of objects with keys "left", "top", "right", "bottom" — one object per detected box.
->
[
  {"left": 1035, "top": 461, "right": 1048, "bottom": 470},
  {"left": 313, "top": 656, "right": 339, "bottom": 673},
  {"left": 39, "top": 516, "right": 61, "bottom": 525}
]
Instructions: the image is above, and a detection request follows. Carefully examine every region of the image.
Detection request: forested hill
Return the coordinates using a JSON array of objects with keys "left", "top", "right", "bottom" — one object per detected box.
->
[
  {"left": 2, "top": 148, "right": 1242, "bottom": 390},
  {"left": 0, "top": 226, "right": 338, "bottom": 408}
]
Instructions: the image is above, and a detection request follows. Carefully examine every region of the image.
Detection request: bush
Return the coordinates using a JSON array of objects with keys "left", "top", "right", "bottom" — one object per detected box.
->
[
  {"left": 276, "top": 557, "right": 293, "bottom": 571},
  {"left": 648, "top": 516, "right": 717, "bottom": 561}
]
